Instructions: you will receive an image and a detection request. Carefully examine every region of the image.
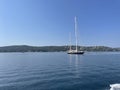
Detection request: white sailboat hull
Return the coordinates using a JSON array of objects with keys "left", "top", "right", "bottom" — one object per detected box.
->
[{"left": 67, "top": 50, "right": 84, "bottom": 54}]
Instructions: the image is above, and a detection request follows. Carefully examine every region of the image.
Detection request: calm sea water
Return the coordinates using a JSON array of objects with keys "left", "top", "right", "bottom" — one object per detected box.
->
[{"left": 0, "top": 52, "right": 120, "bottom": 90}]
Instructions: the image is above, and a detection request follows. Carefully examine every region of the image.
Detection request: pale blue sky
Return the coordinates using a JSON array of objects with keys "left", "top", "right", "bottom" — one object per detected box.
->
[{"left": 0, "top": 0, "right": 120, "bottom": 47}]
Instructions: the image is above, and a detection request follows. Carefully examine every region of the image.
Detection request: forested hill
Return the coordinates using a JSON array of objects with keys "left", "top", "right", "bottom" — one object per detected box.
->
[{"left": 0, "top": 45, "right": 120, "bottom": 52}]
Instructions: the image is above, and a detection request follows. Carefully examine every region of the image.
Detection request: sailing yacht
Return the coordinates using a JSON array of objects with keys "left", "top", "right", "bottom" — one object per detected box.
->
[{"left": 67, "top": 16, "right": 84, "bottom": 54}]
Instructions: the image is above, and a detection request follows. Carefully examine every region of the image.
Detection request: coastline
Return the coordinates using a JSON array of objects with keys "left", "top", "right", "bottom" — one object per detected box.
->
[{"left": 0, "top": 45, "right": 120, "bottom": 53}]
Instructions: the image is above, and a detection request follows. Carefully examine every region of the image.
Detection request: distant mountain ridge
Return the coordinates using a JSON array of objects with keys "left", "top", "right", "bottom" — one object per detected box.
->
[{"left": 0, "top": 45, "right": 120, "bottom": 52}]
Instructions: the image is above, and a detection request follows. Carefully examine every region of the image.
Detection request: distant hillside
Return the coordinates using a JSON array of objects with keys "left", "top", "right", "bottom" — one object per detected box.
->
[{"left": 0, "top": 45, "right": 120, "bottom": 52}]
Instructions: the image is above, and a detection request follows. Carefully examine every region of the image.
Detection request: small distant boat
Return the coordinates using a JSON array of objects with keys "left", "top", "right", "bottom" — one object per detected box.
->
[{"left": 67, "top": 16, "right": 84, "bottom": 54}]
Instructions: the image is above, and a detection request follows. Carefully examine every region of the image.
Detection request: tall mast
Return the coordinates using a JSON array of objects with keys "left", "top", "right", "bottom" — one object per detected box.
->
[{"left": 75, "top": 16, "right": 78, "bottom": 51}]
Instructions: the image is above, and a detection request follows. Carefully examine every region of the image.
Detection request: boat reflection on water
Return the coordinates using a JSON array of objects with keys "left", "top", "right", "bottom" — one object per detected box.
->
[{"left": 68, "top": 54, "right": 83, "bottom": 77}]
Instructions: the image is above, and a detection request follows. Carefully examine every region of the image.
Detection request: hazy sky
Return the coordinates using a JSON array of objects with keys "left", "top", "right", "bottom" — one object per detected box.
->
[{"left": 0, "top": 0, "right": 120, "bottom": 47}]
